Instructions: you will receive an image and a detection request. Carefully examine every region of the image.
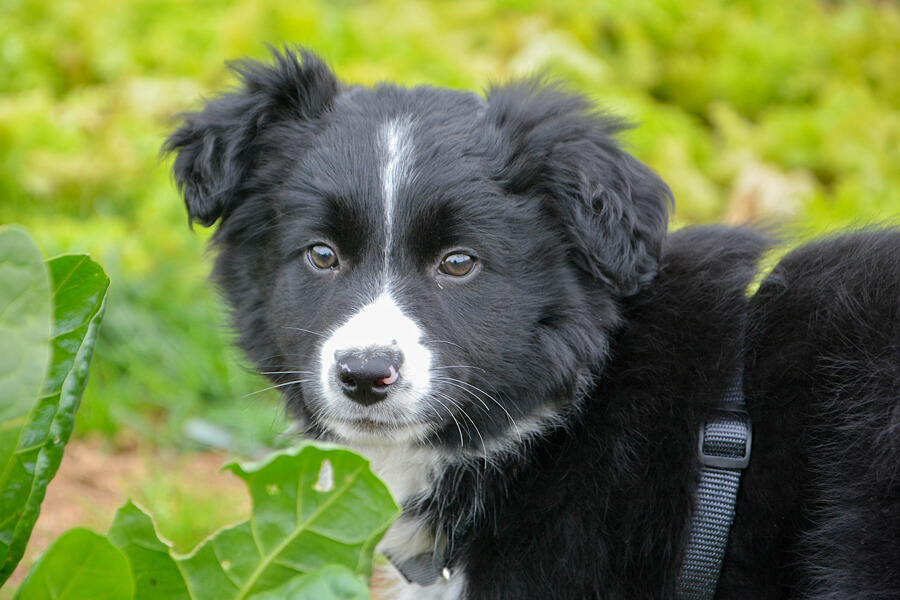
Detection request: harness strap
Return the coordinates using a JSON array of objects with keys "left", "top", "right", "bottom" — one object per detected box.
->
[{"left": 675, "top": 374, "right": 752, "bottom": 599}]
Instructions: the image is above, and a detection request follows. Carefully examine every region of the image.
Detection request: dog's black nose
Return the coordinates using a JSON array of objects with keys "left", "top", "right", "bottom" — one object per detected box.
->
[{"left": 335, "top": 350, "right": 403, "bottom": 406}]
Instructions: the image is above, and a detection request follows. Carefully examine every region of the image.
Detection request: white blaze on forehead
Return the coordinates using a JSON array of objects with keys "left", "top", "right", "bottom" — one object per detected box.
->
[
  {"left": 378, "top": 118, "right": 414, "bottom": 252},
  {"left": 318, "top": 292, "right": 432, "bottom": 416},
  {"left": 322, "top": 293, "right": 421, "bottom": 351}
]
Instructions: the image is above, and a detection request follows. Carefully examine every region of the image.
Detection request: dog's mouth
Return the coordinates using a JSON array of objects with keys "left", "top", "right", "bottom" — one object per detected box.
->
[
  {"left": 339, "top": 417, "right": 381, "bottom": 431},
  {"left": 321, "top": 412, "right": 435, "bottom": 445}
]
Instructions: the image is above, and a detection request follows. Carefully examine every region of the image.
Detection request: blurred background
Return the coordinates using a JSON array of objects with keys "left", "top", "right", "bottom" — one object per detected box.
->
[{"left": 1, "top": 0, "right": 899, "bottom": 575}]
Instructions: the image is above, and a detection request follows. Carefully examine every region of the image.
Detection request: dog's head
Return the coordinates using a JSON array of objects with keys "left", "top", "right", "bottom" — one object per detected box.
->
[{"left": 165, "top": 48, "right": 671, "bottom": 451}]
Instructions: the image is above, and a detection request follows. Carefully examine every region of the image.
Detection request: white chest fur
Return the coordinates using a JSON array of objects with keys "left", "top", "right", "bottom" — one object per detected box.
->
[
  {"left": 358, "top": 443, "right": 467, "bottom": 599},
  {"left": 374, "top": 563, "right": 467, "bottom": 600},
  {"left": 363, "top": 443, "right": 443, "bottom": 560}
]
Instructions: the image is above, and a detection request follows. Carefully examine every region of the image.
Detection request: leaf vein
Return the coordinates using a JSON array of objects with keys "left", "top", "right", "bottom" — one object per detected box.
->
[{"left": 233, "top": 463, "right": 366, "bottom": 600}]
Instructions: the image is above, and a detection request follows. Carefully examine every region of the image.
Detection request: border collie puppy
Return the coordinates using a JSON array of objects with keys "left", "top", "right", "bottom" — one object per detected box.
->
[{"left": 165, "top": 48, "right": 900, "bottom": 599}]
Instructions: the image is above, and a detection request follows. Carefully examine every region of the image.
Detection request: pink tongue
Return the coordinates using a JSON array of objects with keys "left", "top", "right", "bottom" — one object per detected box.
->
[{"left": 377, "top": 365, "right": 399, "bottom": 386}]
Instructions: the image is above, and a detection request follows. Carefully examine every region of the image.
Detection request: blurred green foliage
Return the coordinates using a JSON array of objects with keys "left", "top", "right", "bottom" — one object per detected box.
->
[{"left": 1, "top": 0, "right": 898, "bottom": 449}]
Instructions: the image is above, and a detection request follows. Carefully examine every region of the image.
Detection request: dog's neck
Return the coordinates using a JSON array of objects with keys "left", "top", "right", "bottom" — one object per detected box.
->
[{"left": 353, "top": 406, "right": 570, "bottom": 589}]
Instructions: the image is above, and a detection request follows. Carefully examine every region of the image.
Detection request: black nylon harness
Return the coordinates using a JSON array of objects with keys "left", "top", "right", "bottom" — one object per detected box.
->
[{"left": 674, "top": 373, "right": 752, "bottom": 599}]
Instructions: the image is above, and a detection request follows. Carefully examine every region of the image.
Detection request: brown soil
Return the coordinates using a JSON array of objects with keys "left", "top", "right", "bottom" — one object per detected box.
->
[
  {"left": 1, "top": 437, "right": 245, "bottom": 597},
  {"left": 2, "top": 437, "right": 400, "bottom": 599}
]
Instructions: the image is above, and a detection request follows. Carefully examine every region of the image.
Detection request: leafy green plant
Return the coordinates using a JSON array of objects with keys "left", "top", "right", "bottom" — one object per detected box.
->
[
  {"left": 13, "top": 444, "right": 399, "bottom": 600},
  {"left": 0, "top": 227, "right": 399, "bottom": 598},
  {"left": 14, "top": 529, "right": 133, "bottom": 600},
  {"left": 3, "top": 0, "right": 898, "bottom": 446},
  {"left": 0, "top": 226, "right": 109, "bottom": 584}
]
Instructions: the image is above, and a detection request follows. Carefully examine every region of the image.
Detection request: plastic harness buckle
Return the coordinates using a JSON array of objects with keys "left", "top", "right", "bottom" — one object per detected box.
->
[{"left": 697, "top": 409, "right": 752, "bottom": 470}]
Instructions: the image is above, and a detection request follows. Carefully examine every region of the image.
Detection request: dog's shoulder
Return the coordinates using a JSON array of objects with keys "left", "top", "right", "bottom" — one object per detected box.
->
[
  {"left": 601, "top": 225, "right": 770, "bottom": 402},
  {"left": 625, "top": 224, "right": 770, "bottom": 333}
]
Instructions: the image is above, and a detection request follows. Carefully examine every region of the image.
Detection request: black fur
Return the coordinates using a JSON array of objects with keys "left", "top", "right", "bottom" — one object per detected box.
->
[{"left": 166, "top": 48, "right": 900, "bottom": 599}]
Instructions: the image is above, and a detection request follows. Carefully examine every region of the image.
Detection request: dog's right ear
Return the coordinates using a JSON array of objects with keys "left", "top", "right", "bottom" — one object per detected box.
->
[{"left": 163, "top": 47, "right": 338, "bottom": 227}]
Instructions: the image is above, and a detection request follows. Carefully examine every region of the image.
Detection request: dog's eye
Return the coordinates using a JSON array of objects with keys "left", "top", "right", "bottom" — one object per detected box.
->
[
  {"left": 439, "top": 253, "right": 476, "bottom": 277},
  {"left": 308, "top": 244, "right": 338, "bottom": 270}
]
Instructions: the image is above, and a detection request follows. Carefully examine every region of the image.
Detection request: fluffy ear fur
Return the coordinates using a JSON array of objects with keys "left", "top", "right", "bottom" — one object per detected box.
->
[
  {"left": 163, "top": 47, "right": 338, "bottom": 227},
  {"left": 485, "top": 81, "right": 672, "bottom": 296}
]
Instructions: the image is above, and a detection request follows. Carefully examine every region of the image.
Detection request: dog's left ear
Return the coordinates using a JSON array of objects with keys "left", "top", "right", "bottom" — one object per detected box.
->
[{"left": 486, "top": 82, "right": 672, "bottom": 296}]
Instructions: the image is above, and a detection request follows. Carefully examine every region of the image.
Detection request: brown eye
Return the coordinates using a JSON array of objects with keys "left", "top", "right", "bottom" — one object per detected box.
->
[
  {"left": 439, "top": 252, "right": 476, "bottom": 277},
  {"left": 307, "top": 244, "right": 338, "bottom": 270}
]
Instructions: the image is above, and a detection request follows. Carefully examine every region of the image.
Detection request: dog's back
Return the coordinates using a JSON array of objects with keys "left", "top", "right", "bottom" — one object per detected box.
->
[{"left": 725, "top": 230, "right": 900, "bottom": 599}]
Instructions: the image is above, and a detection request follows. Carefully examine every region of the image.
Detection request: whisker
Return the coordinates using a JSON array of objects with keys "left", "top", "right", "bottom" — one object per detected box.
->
[
  {"left": 438, "top": 376, "right": 501, "bottom": 403},
  {"left": 259, "top": 370, "right": 315, "bottom": 376},
  {"left": 441, "top": 374, "right": 501, "bottom": 396},
  {"left": 251, "top": 352, "right": 317, "bottom": 370},
  {"left": 434, "top": 378, "right": 492, "bottom": 415},
  {"left": 436, "top": 376, "right": 521, "bottom": 442},
  {"left": 243, "top": 379, "right": 310, "bottom": 397},
  {"left": 430, "top": 394, "right": 465, "bottom": 447},
  {"left": 431, "top": 365, "right": 487, "bottom": 373},
  {"left": 422, "top": 399, "right": 445, "bottom": 425},
  {"left": 437, "top": 392, "right": 487, "bottom": 468},
  {"left": 425, "top": 339, "right": 463, "bottom": 350},
  {"left": 282, "top": 327, "right": 328, "bottom": 338}
]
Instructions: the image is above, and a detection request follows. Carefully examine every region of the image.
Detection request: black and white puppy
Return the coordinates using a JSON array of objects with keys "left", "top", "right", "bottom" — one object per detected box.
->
[{"left": 166, "top": 48, "right": 900, "bottom": 599}]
